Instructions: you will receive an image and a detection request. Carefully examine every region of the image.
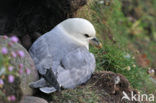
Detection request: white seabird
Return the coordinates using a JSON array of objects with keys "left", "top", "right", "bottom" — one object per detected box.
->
[{"left": 29, "top": 18, "right": 102, "bottom": 93}]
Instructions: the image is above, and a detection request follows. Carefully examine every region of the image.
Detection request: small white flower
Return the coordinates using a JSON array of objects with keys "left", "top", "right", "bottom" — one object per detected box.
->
[
  {"left": 124, "top": 53, "right": 131, "bottom": 59},
  {"left": 133, "top": 64, "right": 136, "bottom": 68},
  {"left": 125, "top": 66, "right": 131, "bottom": 71},
  {"left": 149, "top": 69, "right": 155, "bottom": 74},
  {"left": 132, "top": 56, "right": 135, "bottom": 59},
  {"left": 98, "top": 0, "right": 104, "bottom": 4},
  {"left": 115, "top": 76, "right": 120, "bottom": 84}
]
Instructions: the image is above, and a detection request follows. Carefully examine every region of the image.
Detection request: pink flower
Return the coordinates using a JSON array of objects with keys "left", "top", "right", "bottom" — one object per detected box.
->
[
  {"left": 8, "top": 66, "right": 14, "bottom": 72},
  {"left": 19, "top": 68, "right": 23, "bottom": 75},
  {"left": 18, "top": 64, "right": 24, "bottom": 74},
  {"left": 8, "top": 75, "right": 14, "bottom": 83},
  {"left": 17, "top": 50, "right": 25, "bottom": 58},
  {"left": 3, "top": 35, "right": 8, "bottom": 39},
  {"left": 26, "top": 68, "right": 31, "bottom": 75},
  {"left": 10, "top": 95, "right": 16, "bottom": 101},
  {"left": 7, "top": 96, "right": 11, "bottom": 101},
  {"left": 11, "top": 51, "right": 17, "bottom": 58},
  {"left": 10, "top": 36, "right": 18, "bottom": 43},
  {"left": 1, "top": 47, "right": 8, "bottom": 55},
  {"left": 7, "top": 95, "right": 16, "bottom": 101},
  {"left": 0, "top": 79, "right": 4, "bottom": 85},
  {"left": 8, "top": 42, "right": 13, "bottom": 47},
  {"left": 19, "top": 64, "right": 24, "bottom": 69}
]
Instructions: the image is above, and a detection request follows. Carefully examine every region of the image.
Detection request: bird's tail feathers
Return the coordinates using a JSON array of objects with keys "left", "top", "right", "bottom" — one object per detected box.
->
[{"left": 40, "top": 87, "right": 57, "bottom": 94}]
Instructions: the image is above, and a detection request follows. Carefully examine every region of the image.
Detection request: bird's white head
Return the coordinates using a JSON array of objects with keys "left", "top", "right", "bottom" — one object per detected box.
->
[{"left": 59, "top": 18, "right": 102, "bottom": 49}]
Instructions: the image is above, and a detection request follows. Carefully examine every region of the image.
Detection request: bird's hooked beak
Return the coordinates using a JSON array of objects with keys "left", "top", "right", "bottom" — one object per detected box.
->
[{"left": 89, "top": 38, "right": 102, "bottom": 48}]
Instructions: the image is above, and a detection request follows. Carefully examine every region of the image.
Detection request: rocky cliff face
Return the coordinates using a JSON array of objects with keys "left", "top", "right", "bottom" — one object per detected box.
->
[{"left": 0, "top": 0, "right": 87, "bottom": 49}]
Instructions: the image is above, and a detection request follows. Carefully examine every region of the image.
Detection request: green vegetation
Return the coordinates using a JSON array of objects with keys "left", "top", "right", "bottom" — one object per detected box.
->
[
  {"left": 52, "top": 86, "right": 102, "bottom": 103},
  {"left": 76, "top": 0, "right": 156, "bottom": 92}
]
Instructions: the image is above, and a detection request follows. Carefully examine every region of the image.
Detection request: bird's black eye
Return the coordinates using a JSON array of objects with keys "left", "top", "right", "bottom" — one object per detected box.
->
[{"left": 84, "top": 34, "right": 90, "bottom": 38}]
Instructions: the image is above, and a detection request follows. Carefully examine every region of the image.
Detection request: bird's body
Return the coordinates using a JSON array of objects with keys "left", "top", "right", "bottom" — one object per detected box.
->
[
  {"left": 30, "top": 24, "right": 81, "bottom": 74},
  {"left": 29, "top": 18, "right": 101, "bottom": 93}
]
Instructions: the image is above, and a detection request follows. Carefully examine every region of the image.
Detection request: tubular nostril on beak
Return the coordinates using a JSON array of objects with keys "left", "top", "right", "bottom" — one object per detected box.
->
[{"left": 89, "top": 38, "right": 102, "bottom": 48}]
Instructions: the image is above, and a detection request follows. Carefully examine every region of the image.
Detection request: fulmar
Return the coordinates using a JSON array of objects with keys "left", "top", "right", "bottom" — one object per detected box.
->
[{"left": 29, "top": 18, "right": 102, "bottom": 93}]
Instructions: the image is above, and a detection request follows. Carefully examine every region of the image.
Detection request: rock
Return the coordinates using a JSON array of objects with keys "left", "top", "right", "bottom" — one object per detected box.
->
[
  {"left": 0, "top": 36, "right": 39, "bottom": 96},
  {"left": 20, "top": 96, "right": 48, "bottom": 103}
]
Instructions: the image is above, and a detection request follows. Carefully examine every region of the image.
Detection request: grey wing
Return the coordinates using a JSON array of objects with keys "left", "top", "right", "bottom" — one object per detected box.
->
[
  {"left": 29, "top": 36, "right": 58, "bottom": 93},
  {"left": 57, "top": 47, "right": 96, "bottom": 89},
  {"left": 29, "top": 36, "right": 53, "bottom": 75}
]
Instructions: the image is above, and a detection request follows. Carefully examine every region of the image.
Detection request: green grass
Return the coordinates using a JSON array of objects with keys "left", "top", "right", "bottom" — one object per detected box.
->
[
  {"left": 76, "top": 0, "right": 156, "bottom": 93},
  {"left": 51, "top": 85, "right": 102, "bottom": 103},
  {"left": 90, "top": 44, "right": 155, "bottom": 93}
]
